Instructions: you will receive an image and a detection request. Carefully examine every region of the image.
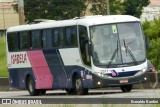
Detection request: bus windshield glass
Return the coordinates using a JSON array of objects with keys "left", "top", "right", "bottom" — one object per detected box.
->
[{"left": 90, "top": 22, "right": 146, "bottom": 67}]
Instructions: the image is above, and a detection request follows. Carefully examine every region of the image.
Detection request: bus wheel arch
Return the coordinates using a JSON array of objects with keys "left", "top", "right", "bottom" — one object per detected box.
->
[
  {"left": 26, "top": 75, "right": 40, "bottom": 96},
  {"left": 72, "top": 72, "right": 88, "bottom": 95}
]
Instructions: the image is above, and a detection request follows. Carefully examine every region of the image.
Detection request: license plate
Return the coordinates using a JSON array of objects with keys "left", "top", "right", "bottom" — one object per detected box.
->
[
  {"left": 120, "top": 79, "right": 128, "bottom": 83},
  {"left": 86, "top": 75, "right": 92, "bottom": 79}
]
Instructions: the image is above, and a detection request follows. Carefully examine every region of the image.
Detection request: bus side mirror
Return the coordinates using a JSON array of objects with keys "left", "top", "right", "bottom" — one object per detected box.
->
[
  {"left": 86, "top": 44, "right": 93, "bottom": 56},
  {"left": 145, "top": 38, "right": 150, "bottom": 49}
]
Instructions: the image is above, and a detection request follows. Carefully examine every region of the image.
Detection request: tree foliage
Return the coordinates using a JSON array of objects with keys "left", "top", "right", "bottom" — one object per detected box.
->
[
  {"left": 147, "top": 38, "right": 160, "bottom": 71},
  {"left": 90, "top": 0, "right": 150, "bottom": 18},
  {"left": 13, "top": 0, "right": 87, "bottom": 23},
  {"left": 90, "top": 0, "right": 125, "bottom": 15},
  {"left": 143, "top": 18, "right": 160, "bottom": 40},
  {"left": 123, "top": 0, "right": 150, "bottom": 18},
  {"left": 142, "top": 17, "right": 160, "bottom": 71}
]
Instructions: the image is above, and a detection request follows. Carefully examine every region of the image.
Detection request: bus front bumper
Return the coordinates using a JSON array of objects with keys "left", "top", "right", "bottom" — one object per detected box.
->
[{"left": 91, "top": 71, "right": 148, "bottom": 88}]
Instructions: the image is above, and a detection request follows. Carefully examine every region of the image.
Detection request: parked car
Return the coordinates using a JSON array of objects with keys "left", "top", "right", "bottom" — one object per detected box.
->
[{"left": 147, "top": 60, "right": 156, "bottom": 72}]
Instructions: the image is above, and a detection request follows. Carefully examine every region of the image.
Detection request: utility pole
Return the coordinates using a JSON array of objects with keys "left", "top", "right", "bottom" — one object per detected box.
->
[
  {"left": 2, "top": 0, "right": 5, "bottom": 35},
  {"left": 2, "top": 0, "right": 6, "bottom": 39},
  {"left": 18, "top": 0, "right": 25, "bottom": 25},
  {"left": 106, "top": 0, "right": 110, "bottom": 15}
]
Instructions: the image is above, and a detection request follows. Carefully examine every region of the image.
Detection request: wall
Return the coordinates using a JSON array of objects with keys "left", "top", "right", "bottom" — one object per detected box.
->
[{"left": 0, "top": 0, "right": 19, "bottom": 30}]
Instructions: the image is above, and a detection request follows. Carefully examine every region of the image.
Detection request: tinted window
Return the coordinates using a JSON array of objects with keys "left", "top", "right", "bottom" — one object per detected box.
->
[
  {"left": 31, "top": 30, "right": 42, "bottom": 49},
  {"left": 52, "top": 28, "right": 64, "bottom": 48},
  {"left": 7, "top": 33, "right": 19, "bottom": 51},
  {"left": 42, "top": 29, "right": 52, "bottom": 48},
  {"left": 19, "top": 31, "right": 30, "bottom": 50},
  {"left": 79, "top": 26, "right": 91, "bottom": 66},
  {"left": 65, "top": 26, "right": 77, "bottom": 47}
]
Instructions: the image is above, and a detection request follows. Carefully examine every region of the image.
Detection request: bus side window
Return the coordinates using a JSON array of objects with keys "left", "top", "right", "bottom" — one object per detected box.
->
[
  {"left": 53, "top": 28, "right": 64, "bottom": 48},
  {"left": 19, "top": 31, "right": 30, "bottom": 50},
  {"left": 42, "top": 29, "right": 52, "bottom": 49},
  {"left": 7, "top": 32, "right": 19, "bottom": 52},
  {"left": 79, "top": 25, "right": 91, "bottom": 67},
  {"left": 65, "top": 26, "right": 77, "bottom": 47},
  {"left": 31, "top": 30, "right": 42, "bottom": 49}
]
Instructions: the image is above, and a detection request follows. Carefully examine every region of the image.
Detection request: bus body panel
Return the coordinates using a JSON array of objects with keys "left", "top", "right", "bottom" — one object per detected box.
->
[
  {"left": 92, "top": 71, "right": 148, "bottom": 88},
  {"left": 27, "top": 50, "right": 53, "bottom": 89},
  {"left": 9, "top": 68, "right": 33, "bottom": 89},
  {"left": 8, "top": 48, "right": 93, "bottom": 90},
  {"left": 8, "top": 66, "right": 94, "bottom": 90}
]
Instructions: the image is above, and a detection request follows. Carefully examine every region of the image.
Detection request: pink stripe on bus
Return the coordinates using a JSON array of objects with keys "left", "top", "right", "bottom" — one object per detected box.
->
[{"left": 27, "top": 50, "right": 53, "bottom": 89}]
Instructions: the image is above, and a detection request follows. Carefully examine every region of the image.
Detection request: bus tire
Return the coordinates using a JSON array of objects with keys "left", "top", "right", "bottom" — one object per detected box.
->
[
  {"left": 27, "top": 76, "right": 40, "bottom": 96},
  {"left": 65, "top": 89, "right": 75, "bottom": 95},
  {"left": 74, "top": 75, "right": 88, "bottom": 95},
  {"left": 39, "top": 90, "right": 46, "bottom": 95},
  {"left": 120, "top": 84, "right": 132, "bottom": 92}
]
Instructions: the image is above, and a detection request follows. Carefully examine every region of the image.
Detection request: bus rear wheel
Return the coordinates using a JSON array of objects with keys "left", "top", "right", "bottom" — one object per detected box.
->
[
  {"left": 27, "top": 76, "right": 40, "bottom": 96},
  {"left": 120, "top": 84, "right": 132, "bottom": 92},
  {"left": 74, "top": 75, "right": 88, "bottom": 95},
  {"left": 65, "top": 89, "right": 75, "bottom": 95},
  {"left": 39, "top": 90, "right": 46, "bottom": 95}
]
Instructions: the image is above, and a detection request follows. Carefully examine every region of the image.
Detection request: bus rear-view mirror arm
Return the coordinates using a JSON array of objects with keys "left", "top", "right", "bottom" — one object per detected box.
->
[{"left": 86, "top": 44, "right": 93, "bottom": 56}]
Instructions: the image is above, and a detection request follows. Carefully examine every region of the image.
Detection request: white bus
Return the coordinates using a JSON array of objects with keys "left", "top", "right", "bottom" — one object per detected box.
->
[{"left": 6, "top": 15, "right": 148, "bottom": 96}]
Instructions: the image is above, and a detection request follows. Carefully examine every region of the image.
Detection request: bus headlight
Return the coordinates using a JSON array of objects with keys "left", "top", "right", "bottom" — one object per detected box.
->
[
  {"left": 94, "top": 72, "right": 111, "bottom": 78},
  {"left": 135, "top": 67, "right": 147, "bottom": 76},
  {"left": 95, "top": 72, "right": 103, "bottom": 77},
  {"left": 141, "top": 67, "right": 147, "bottom": 72}
]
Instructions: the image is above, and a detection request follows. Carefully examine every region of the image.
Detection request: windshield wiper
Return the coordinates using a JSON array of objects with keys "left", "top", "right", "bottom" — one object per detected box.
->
[
  {"left": 107, "top": 40, "right": 119, "bottom": 68},
  {"left": 123, "top": 39, "right": 138, "bottom": 65}
]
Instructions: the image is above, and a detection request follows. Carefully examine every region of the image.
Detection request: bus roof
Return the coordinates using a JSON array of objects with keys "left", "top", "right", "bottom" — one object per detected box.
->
[{"left": 7, "top": 15, "right": 140, "bottom": 33}]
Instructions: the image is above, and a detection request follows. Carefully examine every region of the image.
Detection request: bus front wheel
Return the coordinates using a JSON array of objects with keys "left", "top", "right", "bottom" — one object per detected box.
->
[
  {"left": 65, "top": 89, "right": 75, "bottom": 95},
  {"left": 120, "top": 84, "right": 132, "bottom": 92},
  {"left": 27, "top": 76, "right": 40, "bottom": 96},
  {"left": 74, "top": 75, "right": 88, "bottom": 95}
]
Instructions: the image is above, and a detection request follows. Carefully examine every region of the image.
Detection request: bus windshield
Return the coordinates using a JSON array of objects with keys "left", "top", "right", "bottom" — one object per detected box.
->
[{"left": 90, "top": 22, "right": 146, "bottom": 67}]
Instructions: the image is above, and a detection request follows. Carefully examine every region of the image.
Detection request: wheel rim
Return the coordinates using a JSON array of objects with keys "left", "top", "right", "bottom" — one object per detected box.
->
[{"left": 76, "top": 79, "right": 82, "bottom": 92}]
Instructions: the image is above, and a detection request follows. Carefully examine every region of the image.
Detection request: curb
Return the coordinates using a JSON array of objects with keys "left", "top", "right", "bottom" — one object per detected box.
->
[{"left": 0, "top": 73, "right": 159, "bottom": 91}]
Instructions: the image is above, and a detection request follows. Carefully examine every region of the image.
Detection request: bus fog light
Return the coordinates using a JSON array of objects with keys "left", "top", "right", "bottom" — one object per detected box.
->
[
  {"left": 144, "top": 77, "right": 147, "bottom": 80},
  {"left": 97, "top": 81, "right": 101, "bottom": 85}
]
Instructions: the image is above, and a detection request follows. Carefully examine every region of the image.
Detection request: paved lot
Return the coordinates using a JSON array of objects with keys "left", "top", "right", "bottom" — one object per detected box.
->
[{"left": 0, "top": 89, "right": 160, "bottom": 98}]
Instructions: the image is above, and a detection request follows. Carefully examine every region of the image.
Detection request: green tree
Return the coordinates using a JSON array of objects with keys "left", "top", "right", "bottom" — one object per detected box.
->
[
  {"left": 13, "top": 0, "right": 87, "bottom": 23},
  {"left": 123, "top": 0, "right": 150, "bottom": 18},
  {"left": 90, "top": 0, "right": 125, "bottom": 15},
  {"left": 142, "top": 18, "right": 160, "bottom": 39},
  {"left": 142, "top": 17, "right": 160, "bottom": 71},
  {"left": 147, "top": 38, "right": 160, "bottom": 71}
]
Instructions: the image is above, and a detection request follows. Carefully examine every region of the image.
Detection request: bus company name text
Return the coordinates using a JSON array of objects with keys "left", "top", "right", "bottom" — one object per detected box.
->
[{"left": 11, "top": 53, "right": 27, "bottom": 64}]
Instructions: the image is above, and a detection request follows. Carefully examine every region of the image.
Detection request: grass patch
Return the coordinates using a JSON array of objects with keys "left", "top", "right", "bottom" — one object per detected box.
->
[{"left": 0, "top": 36, "right": 8, "bottom": 77}]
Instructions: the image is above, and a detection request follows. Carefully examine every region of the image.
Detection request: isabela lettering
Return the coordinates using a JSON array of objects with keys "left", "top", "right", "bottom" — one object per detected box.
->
[{"left": 11, "top": 54, "right": 27, "bottom": 64}]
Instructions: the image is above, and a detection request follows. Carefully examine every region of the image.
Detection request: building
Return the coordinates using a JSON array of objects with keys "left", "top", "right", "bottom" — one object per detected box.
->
[
  {"left": 140, "top": 0, "right": 160, "bottom": 22},
  {"left": 0, "top": 0, "right": 19, "bottom": 36}
]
